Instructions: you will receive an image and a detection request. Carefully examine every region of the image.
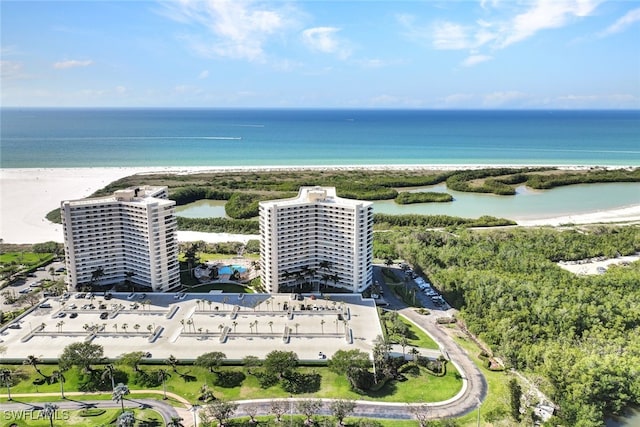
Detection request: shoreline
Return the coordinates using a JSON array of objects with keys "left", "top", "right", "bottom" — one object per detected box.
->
[{"left": 1, "top": 166, "right": 639, "bottom": 244}]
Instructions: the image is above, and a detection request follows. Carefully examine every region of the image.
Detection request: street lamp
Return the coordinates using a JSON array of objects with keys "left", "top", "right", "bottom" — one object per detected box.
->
[
  {"left": 289, "top": 395, "right": 293, "bottom": 427},
  {"left": 190, "top": 404, "right": 200, "bottom": 427}
]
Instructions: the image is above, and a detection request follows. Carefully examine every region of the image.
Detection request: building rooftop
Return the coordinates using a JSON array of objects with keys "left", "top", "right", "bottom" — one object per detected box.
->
[{"left": 260, "top": 186, "right": 372, "bottom": 209}]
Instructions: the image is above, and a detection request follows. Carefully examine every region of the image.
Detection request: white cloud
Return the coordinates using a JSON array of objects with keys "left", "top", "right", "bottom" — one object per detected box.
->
[
  {"left": 368, "top": 94, "right": 424, "bottom": 108},
  {"left": 462, "top": 54, "right": 493, "bottom": 67},
  {"left": 499, "top": 0, "right": 602, "bottom": 48},
  {"left": 403, "top": 0, "right": 604, "bottom": 63},
  {"left": 161, "top": 0, "right": 295, "bottom": 62},
  {"left": 432, "top": 21, "right": 472, "bottom": 50},
  {"left": 53, "top": 59, "right": 93, "bottom": 69},
  {"left": 556, "top": 93, "right": 638, "bottom": 107},
  {"left": 357, "top": 58, "right": 400, "bottom": 69},
  {"left": 483, "top": 91, "right": 528, "bottom": 106},
  {"left": 598, "top": 7, "right": 640, "bottom": 37},
  {"left": 302, "top": 27, "right": 352, "bottom": 59},
  {"left": 439, "top": 93, "right": 476, "bottom": 106},
  {"left": 198, "top": 70, "right": 210, "bottom": 79},
  {"left": 115, "top": 86, "right": 127, "bottom": 94},
  {"left": 0, "top": 60, "right": 24, "bottom": 79}
]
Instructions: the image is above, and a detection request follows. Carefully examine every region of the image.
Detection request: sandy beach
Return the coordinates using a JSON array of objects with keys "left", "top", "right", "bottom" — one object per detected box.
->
[{"left": 1, "top": 166, "right": 639, "bottom": 244}]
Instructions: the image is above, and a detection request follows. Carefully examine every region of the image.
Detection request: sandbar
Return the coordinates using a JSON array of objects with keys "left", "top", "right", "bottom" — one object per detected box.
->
[{"left": 1, "top": 166, "right": 639, "bottom": 244}]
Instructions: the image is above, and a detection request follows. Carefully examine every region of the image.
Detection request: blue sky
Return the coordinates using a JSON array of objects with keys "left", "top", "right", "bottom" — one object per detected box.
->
[{"left": 2, "top": 0, "right": 639, "bottom": 108}]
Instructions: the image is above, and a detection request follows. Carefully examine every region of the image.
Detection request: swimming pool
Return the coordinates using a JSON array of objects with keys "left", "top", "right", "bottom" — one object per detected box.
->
[{"left": 217, "top": 265, "right": 247, "bottom": 275}]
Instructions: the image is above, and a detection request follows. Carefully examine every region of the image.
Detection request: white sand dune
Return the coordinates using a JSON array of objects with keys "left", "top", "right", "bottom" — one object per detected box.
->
[{"left": 1, "top": 166, "right": 638, "bottom": 244}]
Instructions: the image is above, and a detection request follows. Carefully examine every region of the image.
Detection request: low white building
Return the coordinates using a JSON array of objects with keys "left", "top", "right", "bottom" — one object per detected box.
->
[
  {"left": 61, "top": 186, "right": 180, "bottom": 292},
  {"left": 259, "top": 186, "right": 374, "bottom": 293}
]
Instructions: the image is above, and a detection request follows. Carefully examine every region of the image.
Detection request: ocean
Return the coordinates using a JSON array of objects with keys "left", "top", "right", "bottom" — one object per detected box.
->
[{"left": 1, "top": 108, "right": 639, "bottom": 168}]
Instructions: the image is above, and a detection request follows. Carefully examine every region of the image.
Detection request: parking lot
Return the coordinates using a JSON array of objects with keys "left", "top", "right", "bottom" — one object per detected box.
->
[
  {"left": 0, "top": 292, "right": 383, "bottom": 362},
  {"left": 2, "top": 260, "right": 66, "bottom": 305}
]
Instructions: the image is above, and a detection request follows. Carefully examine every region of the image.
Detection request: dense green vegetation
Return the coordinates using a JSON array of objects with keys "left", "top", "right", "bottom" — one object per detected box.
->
[
  {"left": 176, "top": 216, "right": 260, "bottom": 234},
  {"left": 387, "top": 224, "right": 640, "bottom": 426},
  {"left": 395, "top": 192, "right": 453, "bottom": 204},
  {"left": 527, "top": 168, "right": 640, "bottom": 189},
  {"left": 374, "top": 214, "right": 516, "bottom": 229},
  {"left": 47, "top": 167, "right": 639, "bottom": 226}
]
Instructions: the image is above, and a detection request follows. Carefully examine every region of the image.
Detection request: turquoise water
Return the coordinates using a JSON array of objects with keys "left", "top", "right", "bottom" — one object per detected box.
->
[
  {"left": 175, "top": 200, "right": 228, "bottom": 218},
  {"left": 175, "top": 182, "right": 640, "bottom": 220},
  {"left": 2, "top": 109, "right": 639, "bottom": 167},
  {"left": 218, "top": 266, "right": 246, "bottom": 275}
]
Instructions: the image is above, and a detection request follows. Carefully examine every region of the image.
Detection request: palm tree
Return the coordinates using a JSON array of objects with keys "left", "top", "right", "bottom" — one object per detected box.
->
[
  {"left": 0, "top": 369, "right": 12, "bottom": 400},
  {"left": 51, "top": 370, "right": 66, "bottom": 398},
  {"left": 320, "top": 319, "right": 325, "bottom": 334},
  {"left": 147, "top": 324, "right": 154, "bottom": 335},
  {"left": 24, "top": 355, "right": 45, "bottom": 379},
  {"left": 232, "top": 321, "right": 238, "bottom": 332},
  {"left": 41, "top": 402, "right": 58, "bottom": 427},
  {"left": 91, "top": 266, "right": 105, "bottom": 285},
  {"left": 133, "top": 324, "right": 140, "bottom": 334},
  {"left": 186, "top": 318, "right": 194, "bottom": 333},
  {"left": 268, "top": 321, "right": 274, "bottom": 333},
  {"left": 207, "top": 300, "right": 212, "bottom": 311},
  {"left": 124, "top": 270, "right": 135, "bottom": 292},
  {"left": 157, "top": 369, "right": 171, "bottom": 400},
  {"left": 166, "top": 354, "right": 179, "bottom": 372},
  {"left": 117, "top": 410, "right": 135, "bottom": 427},
  {"left": 112, "top": 382, "right": 130, "bottom": 413},
  {"left": 167, "top": 416, "right": 185, "bottom": 427},
  {"left": 102, "top": 364, "right": 116, "bottom": 391},
  {"left": 113, "top": 324, "right": 118, "bottom": 333},
  {"left": 121, "top": 323, "right": 128, "bottom": 334}
]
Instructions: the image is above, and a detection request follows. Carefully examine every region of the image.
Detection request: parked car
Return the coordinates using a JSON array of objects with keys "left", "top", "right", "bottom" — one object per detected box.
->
[
  {"left": 99, "top": 312, "right": 109, "bottom": 320},
  {"left": 69, "top": 312, "right": 78, "bottom": 318},
  {"left": 39, "top": 303, "right": 52, "bottom": 309},
  {"left": 54, "top": 312, "right": 66, "bottom": 318},
  {"left": 19, "top": 288, "right": 31, "bottom": 294},
  {"left": 8, "top": 323, "right": 21, "bottom": 329}
]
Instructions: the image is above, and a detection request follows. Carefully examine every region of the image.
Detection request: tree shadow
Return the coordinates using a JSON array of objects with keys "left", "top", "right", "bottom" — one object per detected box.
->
[{"left": 214, "top": 370, "right": 246, "bottom": 388}]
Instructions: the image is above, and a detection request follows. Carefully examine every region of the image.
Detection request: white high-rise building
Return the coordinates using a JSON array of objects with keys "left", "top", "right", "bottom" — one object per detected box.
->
[
  {"left": 259, "top": 186, "right": 374, "bottom": 293},
  {"left": 61, "top": 186, "right": 180, "bottom": 292}
]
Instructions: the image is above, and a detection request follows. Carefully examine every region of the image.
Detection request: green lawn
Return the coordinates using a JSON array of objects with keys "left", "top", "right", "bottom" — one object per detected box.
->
[
  {"left": 1, "top": 361, "right": 462, "bottom": 405},
  {"left": 1, "top": 407, "right": 162, "bottom": 427},
  {"left": 399, "top": 316, "right": 439, "bottom": 350},
  {"left": 0, "top": 252, "right": 53, "bottom": 266}
]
